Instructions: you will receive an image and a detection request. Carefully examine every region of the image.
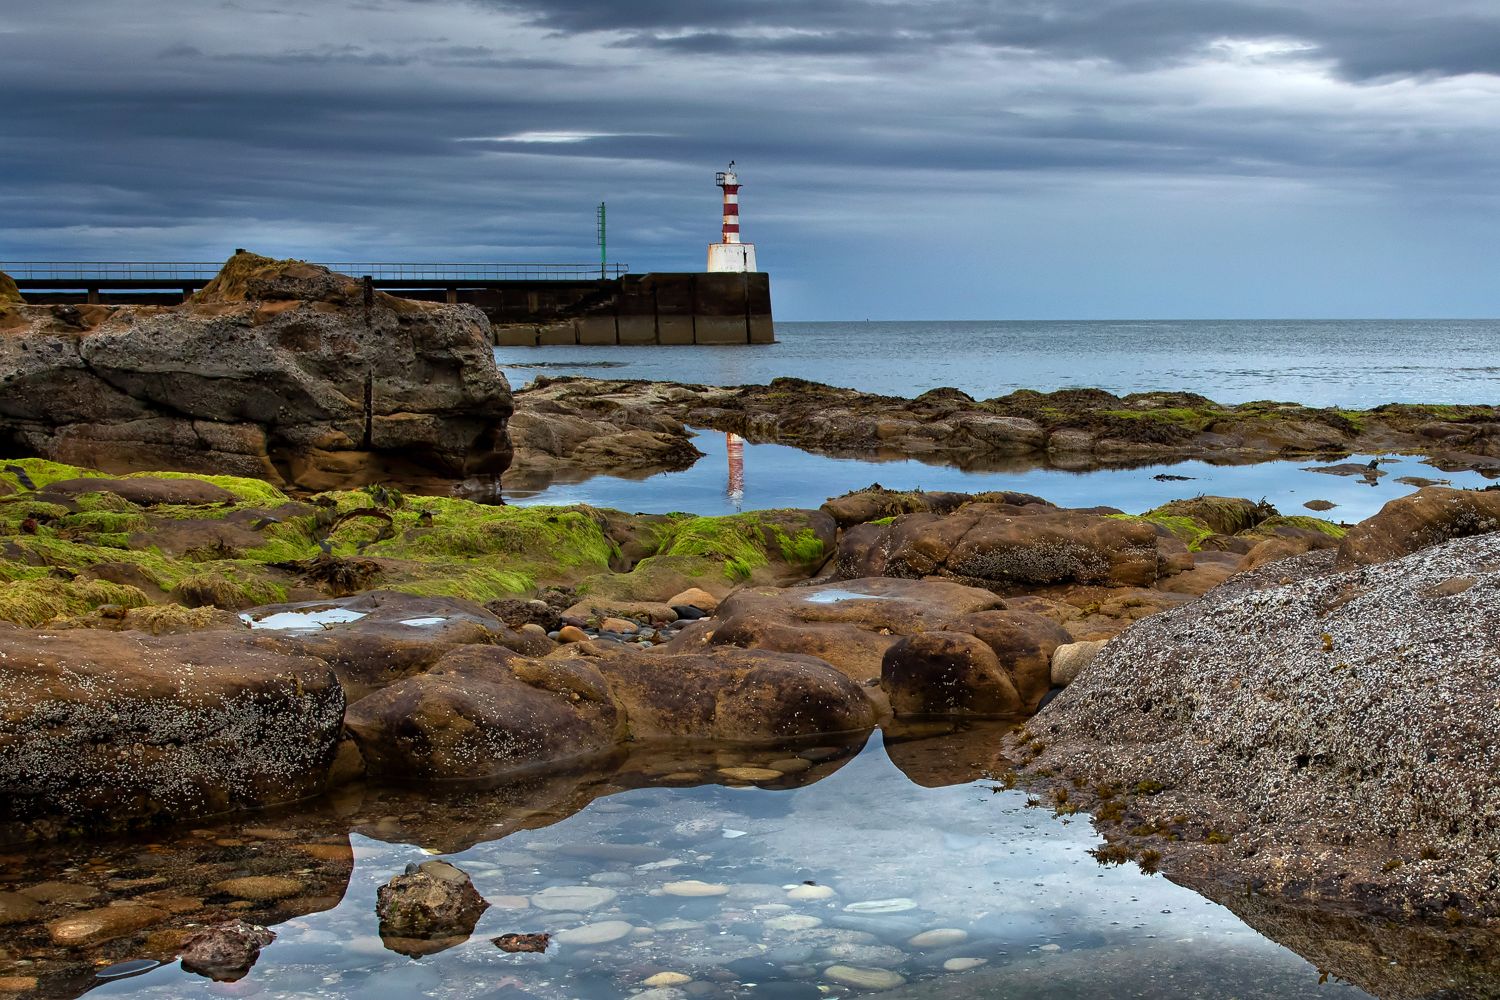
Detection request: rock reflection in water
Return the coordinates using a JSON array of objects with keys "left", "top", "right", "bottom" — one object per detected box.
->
[{"left": 5, "top": 726, "right": 1494, "bottom": 998}]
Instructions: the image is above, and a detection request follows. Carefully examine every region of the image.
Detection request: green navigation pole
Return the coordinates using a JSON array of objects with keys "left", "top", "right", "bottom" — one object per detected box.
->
[{"left": 597, "top": 202, "right": 607, "bottom": 279}]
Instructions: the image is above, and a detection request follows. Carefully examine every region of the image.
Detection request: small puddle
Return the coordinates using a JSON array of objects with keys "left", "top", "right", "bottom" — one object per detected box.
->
[
  {"left": 801, "top": 589, "right": 881, "bottom": 604},
  {"left": 239, "top": 607, "right": 367, "bottom": 631},
  {"left": 399, "top": 617, "right": 448, "bottom": 627}
]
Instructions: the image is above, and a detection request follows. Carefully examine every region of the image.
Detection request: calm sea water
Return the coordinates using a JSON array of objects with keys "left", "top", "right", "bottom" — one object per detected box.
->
[{"left": 496, "top": 319, "right": 1500, "bottom": 406}]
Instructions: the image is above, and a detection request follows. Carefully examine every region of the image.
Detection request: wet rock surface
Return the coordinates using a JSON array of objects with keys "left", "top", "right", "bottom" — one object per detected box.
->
[
  {"left": 178, "top": 920, "right": 276, "bottom": 981},
  {"left": 0, "top": 629, "right": 344, "bottom": 843},
  {"left": 0, "top": 252, "right": 512, "bottom": 493},
  {"left": 375, "top": 860, "right": 489, "bottom": 955}
]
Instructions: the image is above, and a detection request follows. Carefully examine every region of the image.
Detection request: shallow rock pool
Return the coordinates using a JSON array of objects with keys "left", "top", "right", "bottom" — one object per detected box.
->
[{"left": 5, "top": 725, "right": 1419, "bottom": 999}]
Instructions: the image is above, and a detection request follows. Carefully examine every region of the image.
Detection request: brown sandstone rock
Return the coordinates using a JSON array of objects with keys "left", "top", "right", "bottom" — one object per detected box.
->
[
  {"left": 854, "top": 505, "right": 1163, "bottom": 590},
  {"left": 46, "top": 903, "right": 169, "bottom": 946},
  {"left": 41, "top": 476, "right": 237, "bottom": 506},
  {"left": 0, "top": 252, "right": 512, "bottom": 492},
  {"left": 0, "top": 630, "right": 343, "bottom": 845},
  {"left": 1336, "top": 486, "right": 1500, "bottom": 568},
  {"left": 882, "top": 632, "right": 1022, "bottom": 717},
  {"left": 255, "top": 591, "right": 547, "bottom": 702},
  {"left": 575, "top": 644, "right": 878, "bottom": 742},
  {"left": 376, "top": 860, "right": 489, "bottom": 956},
  {"left": 180, "top": 920, "right": 276, "bottom": 982},
  {"left": 344, "top": 645, "right": 622, "bottom": 781}
]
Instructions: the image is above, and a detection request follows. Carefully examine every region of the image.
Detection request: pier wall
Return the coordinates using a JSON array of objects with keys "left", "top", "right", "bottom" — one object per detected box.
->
[{"left": 463, "top": 272, "right": 774, "bottom": 347}]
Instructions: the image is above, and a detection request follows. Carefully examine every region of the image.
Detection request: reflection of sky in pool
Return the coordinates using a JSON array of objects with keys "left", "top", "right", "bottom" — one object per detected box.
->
[
  {"left": 86, "top": 730, "right": 1371, "bottom": 999},
  {"left": 509, "top": 429, "right": 1491, "bottom": 522},
  {"left": 240, "top": 607, "right": 367, "bottom": 631}
]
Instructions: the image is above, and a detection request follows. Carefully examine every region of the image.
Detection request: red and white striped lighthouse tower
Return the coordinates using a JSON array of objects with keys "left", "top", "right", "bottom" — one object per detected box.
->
[{"left": 707, "top": 162, "right": 758, "bottom": 273}]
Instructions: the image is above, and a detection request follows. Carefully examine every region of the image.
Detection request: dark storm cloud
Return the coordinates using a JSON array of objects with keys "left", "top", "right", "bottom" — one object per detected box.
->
[
  {"left": 1, "top": 0, "right": 1498, "bottom": 319},
  {"left": 496, "top": 0, "right": 1500, "bottom": 80}
]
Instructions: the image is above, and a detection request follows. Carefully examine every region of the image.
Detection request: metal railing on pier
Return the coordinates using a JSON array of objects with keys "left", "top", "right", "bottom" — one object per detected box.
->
[{"left": 0, "top": 261, "right": 630, "bottom": 283}]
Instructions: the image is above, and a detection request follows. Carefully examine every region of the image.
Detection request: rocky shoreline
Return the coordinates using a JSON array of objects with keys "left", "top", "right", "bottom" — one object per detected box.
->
[
  {"left": 514, "top": 374, "right": 1500, "bottom": 479},
  {"left": 5, "top": 256, "right": 1500, "bottom": 996}
]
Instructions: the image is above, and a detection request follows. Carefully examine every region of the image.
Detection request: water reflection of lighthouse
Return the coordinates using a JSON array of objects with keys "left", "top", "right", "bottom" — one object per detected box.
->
[{"left": 726, "top": 433, "right": 745, "bottom": 510}]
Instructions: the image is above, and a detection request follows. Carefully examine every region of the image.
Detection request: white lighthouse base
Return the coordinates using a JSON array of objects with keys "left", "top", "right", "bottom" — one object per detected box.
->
[{"left": 707, "top": 242, "right": 758, "bottom": 273}]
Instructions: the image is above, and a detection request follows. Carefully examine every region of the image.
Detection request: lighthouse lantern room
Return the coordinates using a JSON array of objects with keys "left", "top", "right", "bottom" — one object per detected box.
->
[{"left": 706, "top": 163, "right": 758, "bottom": 273}]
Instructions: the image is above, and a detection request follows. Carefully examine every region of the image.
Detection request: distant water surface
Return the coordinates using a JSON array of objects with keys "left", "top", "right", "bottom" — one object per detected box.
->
[{"left": 496, "top": 319, "right": 1500, "bottom": 406}]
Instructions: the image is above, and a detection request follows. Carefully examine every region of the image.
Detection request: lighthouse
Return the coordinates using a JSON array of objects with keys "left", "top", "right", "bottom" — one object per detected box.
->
[{"left": 706, "top": 162, "right": 758, "bottom": 273}]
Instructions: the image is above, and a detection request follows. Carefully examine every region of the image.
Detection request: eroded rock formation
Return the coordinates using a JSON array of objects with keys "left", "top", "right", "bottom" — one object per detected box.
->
[{"left": 0, "top": 252, "right": 512, "bottom": 493}]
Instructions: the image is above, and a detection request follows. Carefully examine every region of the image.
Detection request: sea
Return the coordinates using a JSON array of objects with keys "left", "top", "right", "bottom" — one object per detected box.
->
[{"left": 496, "top": 318, "right": 1500, "bottom": 406}]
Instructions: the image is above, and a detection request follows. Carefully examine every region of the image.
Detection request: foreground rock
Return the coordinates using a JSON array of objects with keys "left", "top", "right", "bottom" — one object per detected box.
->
[
  {"left": 0, "top": 630, "right": 343, "bottom": 843},
  {"left": 517, "top": 376, "right": 1500, "bottom": 473},
  {"left": 1335, "top": 484, "right": 1500, "bottom": 567},
  {"left": 345, "top": 645, "right": 623, "bottom": 781},
  {"left": 1017, "top": 529, "right": 1500, "bottom": 919},
  {"left": 346, "top": 642, "right": 876, "bottom": 780},
  {"left": 180, "top": 920, "right": 277, "bottom": 982},
  {"left": 376, "top": 860, "right": 489, "bottom": 956},
  {"left": 691, "top": 577, "right": 1069, "bottom": 715},
  {"left": 0, "top": 252, "right": 512, "bottom": 492}
]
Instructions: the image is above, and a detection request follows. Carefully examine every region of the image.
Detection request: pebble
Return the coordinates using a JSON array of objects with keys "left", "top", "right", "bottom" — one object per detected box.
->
[
  {"left": 558, "top": 625, "right": 590, "bottom": 643},
  {"left": 555, "top": 920, "right": 634, "bottom": 946},
  {"left": 214, "top": 876, "right": 303, "bottom": 901},
  {"left": 909, "top": 928, "right": 968, "bottom": 948},
  {"left": 531, "top": 885, "right": 619, "bottom": 911},
  {"left": 768, "top": 758, "right": 812, "bottom": 774},
  {"left": 824, "top": 942, "right": 907, "bottom": 968},
  {"left": 763, "top": 914, "right": 823, "bottom": 931},
  {"left": 519, "top": 622, "right": 549, "bottom": 637},
  {"left": 662, "top": 880, "right": 730, "bottom": 897},
  {"left": 786, "top": 884, "right": 835, "bottom": 901},
  {"left": 718, "top": 767, "right": 784, "bottom": 782},
  {"left": 1039, "top": 943, "right": 1062, "bottom": 952},
  {"left": 667, "top": 588, "right": 719, "bottom": 612},
  {"left": 600, "top": 617, "right": 638, "bottom": 634},
  {"left": 942, "top": 957, "right": 988, "bottom": 972},
  {"left": 46, "top": 904, "right": 168, "bottom": 946},
  {"left": 844, "top": 898, "right": 917, "bottom": 914},
  {"left": 823, "top": 965, "right": 907, "bottom": 990},
  {"left": 671, "top": 604, "right": 707, "bottom": 620},
  {"left": 0, "top": 892, "right": 41, "bottom": 926},
  {"left": 19, "top": 881, "right": 104, "bottom": 905},
  {"left": 644, "top": 972, "right": 693, "bottom": 987}
]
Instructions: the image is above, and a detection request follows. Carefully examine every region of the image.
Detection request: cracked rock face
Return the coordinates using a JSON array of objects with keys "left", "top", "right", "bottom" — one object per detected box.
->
[{"left": 0, "top": 253, "right": 512, "bottom": 493}]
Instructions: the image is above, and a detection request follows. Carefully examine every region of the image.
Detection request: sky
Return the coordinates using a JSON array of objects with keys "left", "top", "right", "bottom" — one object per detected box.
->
[{"left": 2, "top": 0, "right": 1499, "bottom": 320}]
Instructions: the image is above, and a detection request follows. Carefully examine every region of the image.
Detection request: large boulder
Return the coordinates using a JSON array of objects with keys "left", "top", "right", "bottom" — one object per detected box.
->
[
  {"left": 250, "top": 591, "right": 552, "bottom": 702},
  {"left": 344, "top": 645, "right": 622, "bottom": 781},
  {"left": 1022, "top": 532, "right": 1500, "bottom": 919},
  {"left": 1336, "top": 486, "right": 1500, "bottom": 568},
  {"left": 0, "top": 630, "right": 343, "bottom": 844},
  {"left": 838, "top": 504, "right": 1165, "bottom": 589},
  {"left": 582, "top": 644, "right": 879, "bottom": 742},
  {"left": 695, "top": 578, "right": 1067, "bottom": 715},
  {"left": 0, "top": 252, "right": 512, "bottom": 492}
]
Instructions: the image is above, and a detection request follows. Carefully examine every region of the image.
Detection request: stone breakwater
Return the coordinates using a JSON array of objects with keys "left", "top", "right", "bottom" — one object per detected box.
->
[
  {"left": 0, "top": 252, "right": 512, "bottom": 494},
  {"left": 515, "top": 375, "right": 1500, "bottom": 476}
]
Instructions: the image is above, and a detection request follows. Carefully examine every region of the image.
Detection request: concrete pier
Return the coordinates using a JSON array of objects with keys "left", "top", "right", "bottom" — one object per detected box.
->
[
  {"left": 7, "top": 264, "right": 774, "bottom": 346},
  {"left": 477, "top": 273, "right": 774, "bottom": 347}
]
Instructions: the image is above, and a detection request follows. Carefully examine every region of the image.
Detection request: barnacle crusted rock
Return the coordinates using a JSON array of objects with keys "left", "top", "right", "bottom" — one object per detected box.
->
[{"left": 1019, "top": 529, "right": 1500, "bottom": 917}]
